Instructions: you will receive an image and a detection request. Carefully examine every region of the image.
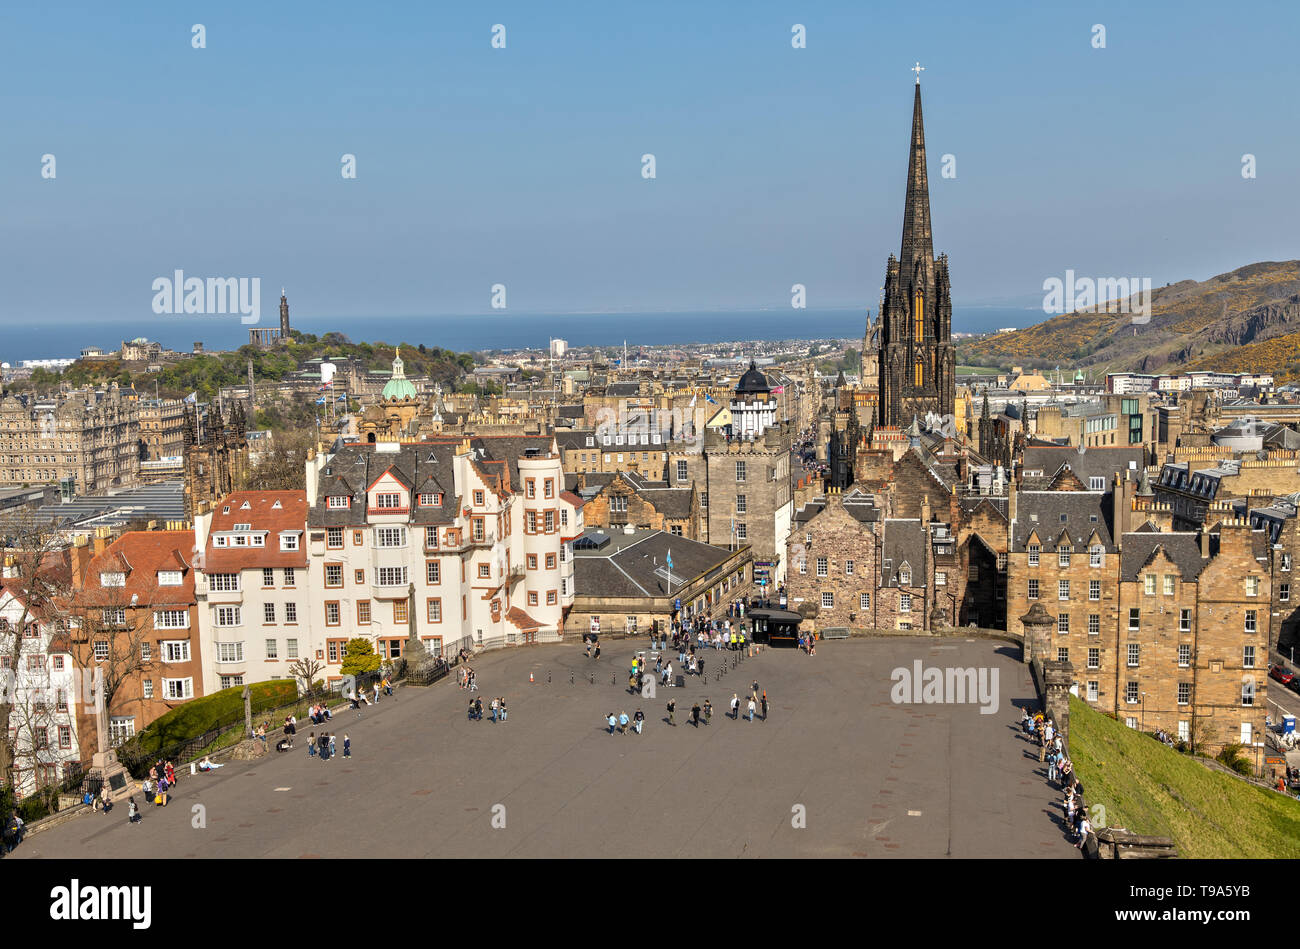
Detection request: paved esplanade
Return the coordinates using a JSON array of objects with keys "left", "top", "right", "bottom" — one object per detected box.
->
[{"left": 18, "top": 639, "right": 1074, "bottom": 858}]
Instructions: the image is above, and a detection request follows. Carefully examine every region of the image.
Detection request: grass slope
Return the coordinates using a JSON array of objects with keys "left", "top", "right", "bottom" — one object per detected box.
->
[{"left": 1069, "top": 696, "right": 1300, "bottom": 858}]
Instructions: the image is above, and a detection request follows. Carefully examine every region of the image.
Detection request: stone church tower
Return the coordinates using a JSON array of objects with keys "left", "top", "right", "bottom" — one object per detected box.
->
[
  {"left": 182, "top": 402, "right": 250, "bottom": 519},
  {"left": 877, "top": 78, "right": 956, "bottom": 429}
]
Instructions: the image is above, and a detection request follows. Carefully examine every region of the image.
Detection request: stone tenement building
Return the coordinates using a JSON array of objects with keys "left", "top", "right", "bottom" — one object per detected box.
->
[
  {"left": 0, "top": 384, "right": 140, "bottom": 492},
  {"left": 137, "top": 397, "right": 187, "bottom": 462},
  {"left": 668, "top": 419, "right": 793, "bottom": 590},
  {"left": 1154, "top": 454, "right": 1300, "bottom": 530},
  {"left": 871, "top": 77, "right": 956, "bottom": 429},
  {"left": 1009, "top": 473, "right": 1269, "bottom": 757},
  {"left": 576, "top": 470, "right": 701, "bottom": 539}
]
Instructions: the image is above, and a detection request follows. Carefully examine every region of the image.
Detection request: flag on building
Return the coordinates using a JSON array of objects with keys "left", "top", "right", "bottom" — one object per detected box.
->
[{"left": 704, "top": 393, "right": 717, "bottom": 404}]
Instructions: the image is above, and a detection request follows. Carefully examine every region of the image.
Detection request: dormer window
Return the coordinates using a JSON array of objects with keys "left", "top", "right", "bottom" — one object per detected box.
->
[
  {"left": 418, "top": 493, "right": 442, "bottom": 507},
  {"left": 100, "top": 572, "right": 125, "bottom": 587},
  {"left": 280, "top": 533, "right": 299, "bottom": 552},
  {"left": 157, "top": 571, "right": 182, "bottom": 586},
  {"left": 327, "top": 496, "right": 350, "bottom": 509},
  {"left": 233, "top": 523, "right": 251, "bottom": 531},
  {"left": 899, "top": 567, "right": 911, "bottom": 585},
  {"left": 374, "top": 492, "right": 402, "bottom": 509}
]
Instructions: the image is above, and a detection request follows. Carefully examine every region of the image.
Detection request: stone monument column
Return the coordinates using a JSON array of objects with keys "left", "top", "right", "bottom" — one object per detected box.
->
[{"left": 87, "top": 668, "right": 130, "bottom": 799}]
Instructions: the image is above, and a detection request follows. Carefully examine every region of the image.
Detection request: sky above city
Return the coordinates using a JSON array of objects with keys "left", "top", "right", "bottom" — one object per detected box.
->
[{"left": 3, "top": 0, "right": 1299, "bottom": 329}]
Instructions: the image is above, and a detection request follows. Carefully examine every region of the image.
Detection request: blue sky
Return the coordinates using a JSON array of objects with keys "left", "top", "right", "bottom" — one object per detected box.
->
[{"left": 3, "top": 0, "right": 1299, "bottom": 328}]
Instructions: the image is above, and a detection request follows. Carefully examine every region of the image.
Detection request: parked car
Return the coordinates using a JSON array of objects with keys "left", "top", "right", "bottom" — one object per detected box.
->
[
  {"left": 1287, "top": 676, "right": 1300, "bottom": 696},
  {"left": 1269, "top": 663, "right": 1295, "bottom": 685}
]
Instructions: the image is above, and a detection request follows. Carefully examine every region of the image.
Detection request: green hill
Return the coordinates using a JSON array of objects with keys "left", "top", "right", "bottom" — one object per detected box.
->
[
  {"left": 1069, "top": 696, "right": 1300, "bottom": 858},
  {"left": 960, "top": 260, "right": 1300, "bottom": 374}
]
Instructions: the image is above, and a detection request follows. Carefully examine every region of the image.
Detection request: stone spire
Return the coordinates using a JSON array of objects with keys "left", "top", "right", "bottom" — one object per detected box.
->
[
  {"left": 899, "top": 81, "right": 933, "bottom": 268},
  {"left": 279, "top": 290, "right": 290, "bottom": 337}
]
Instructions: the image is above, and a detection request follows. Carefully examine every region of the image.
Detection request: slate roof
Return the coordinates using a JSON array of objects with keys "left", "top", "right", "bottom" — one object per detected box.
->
[
  {"left": 614, "top": 471, "right": 694, "bottom": 519},
  {"left": 880, "top": 518, "right": 925, "bottom": 586},
  {"left": 310, "top": 442, "right": 460, "bottom": 528},
  {"left": 1019, "top": 445, "right": 1144, "bottom": 489},
  {"left": 571, "top": 528, "right": 738, "bottom": 600},
  {"left": 1012, "top": 490, "right": 1115, "bottom": 552},
  {"left": 1119, "top": 531, "right": 1205, "bottom": 581}
]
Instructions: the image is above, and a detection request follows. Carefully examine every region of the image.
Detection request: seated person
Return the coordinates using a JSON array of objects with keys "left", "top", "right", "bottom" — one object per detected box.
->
[{"left": 197, "top": 755, "right": 224, "bottom": 771}]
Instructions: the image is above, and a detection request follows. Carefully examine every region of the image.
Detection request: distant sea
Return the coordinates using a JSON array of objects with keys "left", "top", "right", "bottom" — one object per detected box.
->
[{"left": 0, "top": 305, "right": 1040, "bottom": 364}]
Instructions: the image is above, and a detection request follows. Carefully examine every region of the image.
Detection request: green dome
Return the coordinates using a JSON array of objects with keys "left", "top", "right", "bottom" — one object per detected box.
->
[
  {"left": 382, "top": 347, "right": 418, "bottom": 401},
  {"left": 383, "top": 378, "right": 417, "bottom": 401}
]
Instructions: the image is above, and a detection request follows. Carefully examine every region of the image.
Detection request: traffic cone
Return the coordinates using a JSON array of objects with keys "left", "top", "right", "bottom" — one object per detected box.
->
[{"left": 529, "top": 672, "right": 534, "bottom": 683}]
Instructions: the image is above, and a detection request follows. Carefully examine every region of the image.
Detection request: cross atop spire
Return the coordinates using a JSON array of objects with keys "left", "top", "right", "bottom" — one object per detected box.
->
[{"left": 911, "top": 61, "right": 925, "bottom": 84}]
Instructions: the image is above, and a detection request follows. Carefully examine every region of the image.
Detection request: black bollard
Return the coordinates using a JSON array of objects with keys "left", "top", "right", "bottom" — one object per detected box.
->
[
  {"left": 612, "top": 673, "right": 617, "bottom": 686},
  {"left": 570, "top": 672, "right": 574, "bottom": 685},
  {"left": 548, "top": 670, "right": 552, "bottom": 684},
  {"left": 590, "top": 673, "right": 595, "bottom": 685}
]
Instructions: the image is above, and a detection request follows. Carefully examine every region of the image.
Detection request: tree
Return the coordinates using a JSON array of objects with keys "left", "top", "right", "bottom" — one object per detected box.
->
[
  {"left": 287, "top": 656, "right": 325, "bottom": 696},
  {"left": 0, "top": 512, "right": 78, "bottom": 808},
  {"left": 249, "top": 428, "right": 315, "bottom": 490},
  {"left": 341, "top": 638, "right": 381, "bottom": 678}
]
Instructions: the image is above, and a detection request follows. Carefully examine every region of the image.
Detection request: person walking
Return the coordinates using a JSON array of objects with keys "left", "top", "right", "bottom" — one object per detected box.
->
[
  {"left": 343, "top": 734, "right": 351, "bottom": 758},
  {"left": 691, "top": 702, "right": 701, "bottom": 728},
  {"left": 703, "top": 698, "right": 712, "bottom": 725},
  {"left": 618, "top": 710, "right": 629, "bottom": 734},
  {"left": 666, "top": 699, "right": 676, "bottom": 726},
  {"left": 308, "top": 731, "right": 317, "bottom": 756},
  {"left": 329, "top": 734, "right": 337, "bottom": 759},
  {"left": 490, "top": 697, "right": 499, "bottom": 722},
  {"left": 607, "top": 712, "right": 617, "bottom": 735},
  {"left": 761, "top": 690, "right": 768, "bottom": 721},
  {"left": 634, "top": 708, "right": 644, "bottom": 734},
  {"left": 593, "top": 642, "right": 601, "bottom": 661},
  {"left": 498, "top": 698, "right": 507, "bottom": 723},
  {"left": 730, "top": 693, "right": 740, "bottom": 720},
  {"left": 747, "top": 697, "right": 756, "bottom": 722}
]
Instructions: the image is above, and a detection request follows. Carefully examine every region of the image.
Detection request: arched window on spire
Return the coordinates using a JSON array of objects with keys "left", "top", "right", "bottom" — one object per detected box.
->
[
  {"left": 914, "top": 360, "right": 923, "bottom": 387},
  {"left": 913, "top": 290, "right": 924, "bottom": 339}
]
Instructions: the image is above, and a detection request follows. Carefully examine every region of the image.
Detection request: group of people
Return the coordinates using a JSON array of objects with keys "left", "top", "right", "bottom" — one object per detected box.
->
[
  {"left": 276, "top": 716, "right": 298, "bottom": 751},
  {"left": 82, "top": 784, "right": 114, "bottom": 813},
  {"left": 1021, "top": 708, "right": 1093, "bottom": 853},
  {"left": 797, "top": 632, "right": 817, "bottom": 656},
  {"left": 466, "top": 695, "right": 509, "bottom": 722},
  {"left": 306, "top": 731, "right": 350, "bottom": 760},
  {"left": 607, "top": 708, "right": 646, "bottom": 734},
  {"left": 308, "top": 703, "right": 333, "bottom": 725},
  {"left": 729, "top": 682, "right": 768, "bottom": 721},
  {"left": 460, "top": 666, "right": 480, "bottom": 691},
  {"left": 583, "top": 638, "right": 602, "bottom": 661},
  {"left": 139, "top": 759, "right": 178, "bottom": 809}
]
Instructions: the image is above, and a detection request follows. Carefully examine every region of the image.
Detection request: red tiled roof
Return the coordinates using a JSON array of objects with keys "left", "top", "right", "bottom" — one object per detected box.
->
[
  {"left": 204, "top": 490, "right": 308, "bottom": 572},
  {"left": 81, "top": 530, "right": 196, "bottom": 606},
  {"left": 505, "top": 606, "right": 542, "bottom": 631}
]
